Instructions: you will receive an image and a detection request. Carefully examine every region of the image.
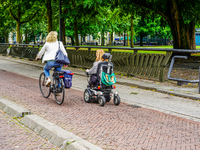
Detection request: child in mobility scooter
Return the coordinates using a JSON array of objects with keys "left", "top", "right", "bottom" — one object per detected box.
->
[{"left": 84, "top": 50, "right": 120, "bottom": 107}]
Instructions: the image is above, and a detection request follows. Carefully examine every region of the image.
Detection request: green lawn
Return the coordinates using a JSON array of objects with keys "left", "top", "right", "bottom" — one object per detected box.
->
[
  {"left": 64, "top": 45, "right": 200, "bottom": 55},
  {"left": 66, "top": 45, "right": 172, "bottom": 54}
]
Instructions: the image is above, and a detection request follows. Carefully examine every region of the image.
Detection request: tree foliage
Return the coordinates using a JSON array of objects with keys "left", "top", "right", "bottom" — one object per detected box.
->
[
  {"left": 0, "top": 2, "right": 15, "bottom": 42},
  {"left": 128, "top": 0, "right": 200, "bottom": 49},
  {"left": 1, "top": 0, "right": 42, "bottom": 43},
  {"left": 1, "top": 0, "right": 199, "bottom": 50}
]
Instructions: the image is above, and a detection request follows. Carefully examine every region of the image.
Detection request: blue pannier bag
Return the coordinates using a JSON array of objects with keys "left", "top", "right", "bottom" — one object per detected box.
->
[{"left": 62, "top": 70, "right": 73, "bottom": 88}]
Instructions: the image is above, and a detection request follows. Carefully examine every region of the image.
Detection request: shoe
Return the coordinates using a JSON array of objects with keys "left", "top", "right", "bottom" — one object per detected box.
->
[
  {"left": 46, "top": 78, "right": 51, "bottom": 86},
  {"left": 55, "top": 93, "right": 60, "bottom": 96}
]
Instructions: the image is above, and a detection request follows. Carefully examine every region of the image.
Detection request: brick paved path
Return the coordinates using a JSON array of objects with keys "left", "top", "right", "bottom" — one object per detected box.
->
[
  {"left": 0, "top": 69, "right": 200, "bottom": 150},
  {"left": 0, "top": 110, "right": 59, "bottom": 150}
]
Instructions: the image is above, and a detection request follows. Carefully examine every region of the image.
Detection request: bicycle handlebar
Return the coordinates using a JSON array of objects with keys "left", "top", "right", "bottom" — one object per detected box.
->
[{"left": 85, "top": 71, "right": 89, "bottom": 77}]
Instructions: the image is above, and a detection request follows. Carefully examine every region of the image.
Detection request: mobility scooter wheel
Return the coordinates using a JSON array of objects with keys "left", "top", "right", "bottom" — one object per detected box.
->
[
  {"left": 104, "top": 95, "right": 111, "bottom": 102},
  {"left": 98, "top": 96, "right": 106, "bottom": 106},
  {"left": 114, "top": 94, "right": 120, "bottom": 106},
  {"left": 84, "top": 89, "right": 92, "bottom": 103}
]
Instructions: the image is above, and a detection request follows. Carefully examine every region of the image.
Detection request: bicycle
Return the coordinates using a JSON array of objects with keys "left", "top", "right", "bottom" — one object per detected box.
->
[{"left": 39, "top": 66, "right": 65, "bottom": 105}]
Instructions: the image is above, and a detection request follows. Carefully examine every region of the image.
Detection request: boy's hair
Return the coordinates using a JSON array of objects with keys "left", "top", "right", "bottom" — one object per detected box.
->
[
  {"left": 96, "top": 49, "right": 105, "bottom": 61},
  {"left": 46, "top": 31, "right": 58, "bottom": 43}
]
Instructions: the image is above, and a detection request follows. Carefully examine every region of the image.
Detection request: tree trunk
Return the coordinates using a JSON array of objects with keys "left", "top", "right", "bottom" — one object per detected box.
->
[
  {"left": 140, "top": 34, "right": 143, "bottom": 46},
  {"left": 70, "top": 36, "right": 75, "bottom": 46},
  {"left": 80, "top": 34, "right": 82, "bottom": 45},
  {"left": 101, "top": 32, "right": 104, "bottom": 46},
  {"left": 127, "top": 30, "right": 129, "bottom": 46},
  {"left": 74, "top": 20, "right": 79, "bottom": 46},
  {"left": 164, "top": 1, "right": 195, "bottom": 56},
  {"left": 25, "top": 28, "right": 28, "bottom": 44},
  {"left": 167, "top": 6, "right": 196, "bottom": 50},
  {"left": 131, "top": 14, "right": 134, "bottom": 48},
  {"left": 109, "top": 26, "right": 113, "bottom": 45},
  {"left": 111, "top": 32, "right": 113, "bottom": 46},
  {"left": 109, "top": 34, "right": 111, "bottom": 46},
  {"left": 62, "top": 19, "right": 66, "bottom": 45},
  {"left": 16, "top": 21, "right": 21, "bottom": 43},
  {"left": 124, "top": 30, "right": 126, "bottom": 46},
  {"left": 169, "top": 19, "right": 195, "bottom": 56},
  {"left": 5, "top": 35, "right": 8, "bottom": 43},
  {"left": 33, "top": 33, "right": 35, "bottom": 44},
  {"left": 46, "top": 0, "right": 52, "bottom": 33}
]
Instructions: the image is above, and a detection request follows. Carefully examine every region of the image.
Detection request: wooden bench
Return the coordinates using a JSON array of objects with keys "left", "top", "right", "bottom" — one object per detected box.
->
[
  {"left": 67, "top": 49, "right": 171, "bottom": 82},
  {"left": 0, "top": 45, "right": 9, "bottom": 55},
  {"left": 9, "top": 46, "right": 39, "bottom": 60},
  {"left": 127, "top": 52, "right": 171, "bottom": 82}
]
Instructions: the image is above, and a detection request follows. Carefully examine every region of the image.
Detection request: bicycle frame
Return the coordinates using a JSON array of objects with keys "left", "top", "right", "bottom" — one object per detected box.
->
[
  {"left": 51, "top": 69, "right": 64, "bottom": 92},
  {"left": 39, "top": 66, "right": 66, "bottom": 105}
]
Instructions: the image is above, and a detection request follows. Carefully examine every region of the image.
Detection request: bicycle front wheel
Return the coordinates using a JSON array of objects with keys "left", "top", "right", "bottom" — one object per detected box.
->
[
  {"left": 39, "top": 72, "right": 51, "bottom": 98},
  {"left": 54, "top": 78, "right": 65, "bottom": 105}
]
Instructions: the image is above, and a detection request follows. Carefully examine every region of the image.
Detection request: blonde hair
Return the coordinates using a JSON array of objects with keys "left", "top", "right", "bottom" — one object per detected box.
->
[
  {"left": 95, "top": 49, "right": 105, "bottom": 62},
  {"left": 102, "top": 58, "right": 108, "bottom": 62},
  {"left": 46, "top": 31, "right": 58, "bottom": 43}
]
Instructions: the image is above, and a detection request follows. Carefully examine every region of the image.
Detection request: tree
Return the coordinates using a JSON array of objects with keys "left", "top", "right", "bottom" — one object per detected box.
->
[
  {"left": 46, "top": 0, "right": 53, "bottom": 33},
  {"left": 62, "top": 0, "right": 103, "bottom": 46},
  {"left": 128, "top": 0, "right": 200, "bottom": 50},
  {"left": 21, "top": 18, "right": 47, "bottom": 44},
  {"left": 62, "top": 0, "right": 86, "bottom": 46},
  {"left": 106, "top": 8, "right": 121, "bottom": 45},
  {"left": 91, "top": 0, "right": 199, "bottom": 50},
  {"left": 2, "top": 0, "right": 41, "bottom": 43},
  {"left": 135, "top": 12, "right": 172, "bottom": 46},
  {"left": 0, "top": 3, "right": 15, "bottom": 43}
]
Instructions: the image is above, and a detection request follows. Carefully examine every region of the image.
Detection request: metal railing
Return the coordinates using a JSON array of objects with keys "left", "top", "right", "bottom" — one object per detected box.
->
[{"left": 167, "top": 55, "right": 200, "bottom": 93}]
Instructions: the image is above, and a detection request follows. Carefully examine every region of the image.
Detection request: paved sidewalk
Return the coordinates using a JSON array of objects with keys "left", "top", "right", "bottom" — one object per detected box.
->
[
  {"left": 1, "top": 55, "right": 200, "bottom": 122},
  {"left": 0, "top": 110, "right": 59, "bottom": 150},
  {"left": 1, "top": 55, "right": 199, "bottom": 100},
  {"left": 0, "top": 55, "right": 200, "bottom": 150},
  {"left": 0, "top": 97, "right": 102, "bottom": 150}
]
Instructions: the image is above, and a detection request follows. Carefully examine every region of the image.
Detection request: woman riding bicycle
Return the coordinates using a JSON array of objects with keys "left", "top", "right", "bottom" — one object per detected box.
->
[{"left": 36, "top": 31, "right": 68, "bottom": 86}]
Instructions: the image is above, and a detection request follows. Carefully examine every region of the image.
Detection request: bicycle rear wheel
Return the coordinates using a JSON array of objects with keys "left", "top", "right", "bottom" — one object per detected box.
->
[
  {"left": 54, "top": 78, "right": 65, "bottom": 105},
  {"left": 39, "top": 72, "right": 51, "bottom": 98}
]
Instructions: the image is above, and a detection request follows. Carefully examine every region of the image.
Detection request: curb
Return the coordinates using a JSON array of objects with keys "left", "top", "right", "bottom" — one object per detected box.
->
[
  {"left": 0, "top": 98, "right": 102, "bottom": 150},
  {"left": 1, "top": 56, "right": 200, "bottom": 100},
  {"left": 0, "top": 98, "right": 31, "bottom": 117},
  {"left": 21, "top": 115, "right": 102, "bottom": 150},
  {"left": 156, "top": 89, "right": 200, "bottom": 100},
  {"left": 116, "top": 81, "right": 200, "bottom": 100}
]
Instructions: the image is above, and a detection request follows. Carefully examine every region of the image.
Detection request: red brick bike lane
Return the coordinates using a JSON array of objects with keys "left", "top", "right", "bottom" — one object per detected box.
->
[{"left": 0, "top": 69, "right": 200, "bottom": 150}]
